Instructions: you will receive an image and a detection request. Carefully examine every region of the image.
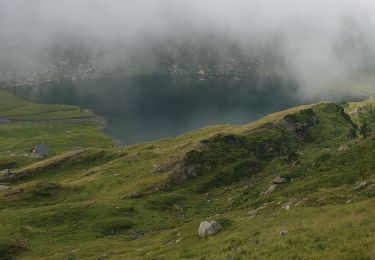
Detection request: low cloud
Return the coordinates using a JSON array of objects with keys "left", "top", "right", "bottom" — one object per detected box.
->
[{"left": 1, "top": 0, "right": 375, "bottom": 97}]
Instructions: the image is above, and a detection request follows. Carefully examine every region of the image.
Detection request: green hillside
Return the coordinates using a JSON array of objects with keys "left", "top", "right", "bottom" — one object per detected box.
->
[{"left": 1, "top": 91, "right": 375, "bottom": 259}]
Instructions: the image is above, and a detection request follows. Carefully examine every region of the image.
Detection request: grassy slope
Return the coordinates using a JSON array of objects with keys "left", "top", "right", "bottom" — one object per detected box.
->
[{"left": 1, "top": 91, "right": 375, "bottom": 259}]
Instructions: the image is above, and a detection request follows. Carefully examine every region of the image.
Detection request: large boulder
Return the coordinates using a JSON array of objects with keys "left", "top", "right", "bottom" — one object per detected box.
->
[{"left": 198, "top": 220, "right": 221, "bottom": 237}]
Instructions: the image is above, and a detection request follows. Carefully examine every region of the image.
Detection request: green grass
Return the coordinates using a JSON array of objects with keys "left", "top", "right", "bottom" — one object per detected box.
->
[
  {"left": 0, "top": 90, "right": 112, "bottom": 158},
  {"left": 2, "top": 90, "right": 375, "bottom": 259},
  {"left": 0, "top": 90, "right": 93, "bottom": 120}
]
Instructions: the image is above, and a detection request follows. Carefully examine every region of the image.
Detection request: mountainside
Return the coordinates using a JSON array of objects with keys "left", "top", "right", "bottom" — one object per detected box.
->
[
  {"left": 0, "top": 38, "right": 273, "bottom": 91},
  {"left": 1, "top": 91, "right": 375, "bottom": 259}
]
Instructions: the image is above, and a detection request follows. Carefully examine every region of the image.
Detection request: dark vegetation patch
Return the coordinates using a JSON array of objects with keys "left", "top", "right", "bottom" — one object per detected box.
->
[
  {"left": 216, "top": 218, "right": 233, "bottom": 229},
  {"left": 0, "top": 162, "right": 17, "bottom": 170},
  {"left": 0, "top": 240, "right": 26, "bottom": 260},
  {"left": 306, "top": 104, "right": 357, "bottom": 144},
  {"left": 115, "top": 206, "right": 137, "bottom": 216},
  {"left": 96, "top": 219, "right": 134, "bottom": 236},
  {"left": 23, "top": 207, "right": 87, "bottom": 228},
  {"left": 147, "top": 195, "right": 185, "bottom": 211},
  {"left": 358, "top": 105, "right": 375, "bottom": 138}
]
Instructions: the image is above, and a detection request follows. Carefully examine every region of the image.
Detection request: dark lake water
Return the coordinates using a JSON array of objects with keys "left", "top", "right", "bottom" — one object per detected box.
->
[{"left": 14, "top": 75, "right": 304, "bottom": 145}]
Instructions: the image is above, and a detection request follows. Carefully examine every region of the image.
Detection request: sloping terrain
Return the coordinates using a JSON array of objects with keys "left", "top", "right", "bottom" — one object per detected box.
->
[
  {"left": 0, "top": 90, "right": 112, "bottom": 169},
  {"left": 1, "top": 92, "right": 375, "bottom": 259}
]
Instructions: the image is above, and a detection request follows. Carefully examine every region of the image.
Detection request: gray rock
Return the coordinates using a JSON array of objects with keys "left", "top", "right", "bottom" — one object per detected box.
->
[
  {"left": 128, "top": 191, "right": 143, "bottom": 199},
  {"left": 272, "top": 176, "right": 287, "bottom": 184},
  {"left": 248, "top": 203, "right": 270, "bottom": 216},
  {"left": 198, "top": 220, "right": 221, "bottom": 237}
]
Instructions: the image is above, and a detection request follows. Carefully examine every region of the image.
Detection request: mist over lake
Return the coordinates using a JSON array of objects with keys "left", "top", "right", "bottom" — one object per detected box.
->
[{"left": 13, "top": 75, "right": 304, "bottom": 145}]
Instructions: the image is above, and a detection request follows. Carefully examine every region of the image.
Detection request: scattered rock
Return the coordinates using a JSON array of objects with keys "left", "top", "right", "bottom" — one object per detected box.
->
[
  {"left": 279, "top": 230, "right": 288, "bottom": 236},
  {"left": 247, "top": 202, "right": 272, "bottom": 216},
  {"left": 350, "top": 107, "right": 367, "bottom": 115},
  {"left": 248, "top": 209, "right": 258, "bottom": 217},
  {"left": 263, "top": 184, "right": 278, "bottom": 195},
  {"left": 128, "top": 191, "right": 143, "bottom": 199},
  {"left": 272, "top": 176, "right": 288, "bottom": 184},
  {"left": 1, "top": 169, "right": 11, "bottom": 175},
  {"left": 281, "top": 198, "right": 307, "bottom": 209},
  {"left": 198, "top": 220, "right": 222, "bottom": 237},
  {"left": 354, "top": 181, "right": 368, "bottom": 191},
  {"left": 151, "top": 158, "right": 178, "bottom": 174},
  {"left": 338, "top": 144, "right": 349, "bottom": 152},
  {"left": 294, "top": 199, "right": 308, "bottom": 206}
]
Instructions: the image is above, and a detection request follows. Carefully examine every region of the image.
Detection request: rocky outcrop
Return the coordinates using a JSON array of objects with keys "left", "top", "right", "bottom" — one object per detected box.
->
[
  {"left": 279, "top": 109, "right": 318, "bottom": 141},
  {"left": 167, "top": 150, "right": 213, "bottom": 185},
  {"left": 198, "top": 220, "right": 222, "bottom": 237},
  {"left": 151, "top": 158, "right": 178, "bottom": 174}
]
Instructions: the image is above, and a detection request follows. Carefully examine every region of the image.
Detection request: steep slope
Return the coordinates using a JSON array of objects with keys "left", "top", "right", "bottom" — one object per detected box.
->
[{"left": 1, "top": 92, "right": 375, "bottom": 259}]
